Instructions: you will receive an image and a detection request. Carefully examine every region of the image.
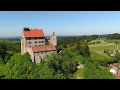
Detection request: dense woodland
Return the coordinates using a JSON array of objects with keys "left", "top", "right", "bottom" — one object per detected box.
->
[{"left": 0, "top": 33, "right": 120, "bottom": 79}]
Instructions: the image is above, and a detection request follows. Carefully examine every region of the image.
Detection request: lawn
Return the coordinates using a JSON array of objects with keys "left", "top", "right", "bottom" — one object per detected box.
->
[
  {"left": 72, "top": 68, "right": 84, "bottom": 79},
  {"left": 89, "top": 43, "right": 116, "bottom": 60},
  {"left": 105, "top": 40, "right": 120, "bottom": 49},
  {"left": 90, "top": 51, "right": 112, "bottom": 60},
  {"left": 89, "top": 43, "right": 116, "bottom": 53}
]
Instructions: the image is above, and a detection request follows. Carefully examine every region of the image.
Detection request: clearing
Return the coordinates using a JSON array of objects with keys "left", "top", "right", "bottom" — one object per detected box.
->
[{"left": 89, "top": 42, "right": 117, "bottom": 60}]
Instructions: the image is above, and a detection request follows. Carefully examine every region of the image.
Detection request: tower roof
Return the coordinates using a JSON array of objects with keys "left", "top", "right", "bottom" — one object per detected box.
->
[{"left": 23, "top": 28, "right": 44, "bottom": 38}]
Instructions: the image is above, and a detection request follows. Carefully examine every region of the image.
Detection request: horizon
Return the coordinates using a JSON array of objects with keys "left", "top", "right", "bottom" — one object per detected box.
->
[
  {"left": 0, "top": 33, "right": 119, "bottom": 39},
  {"left": 1, "top": 11, "right": 120, "bottom": 36}
]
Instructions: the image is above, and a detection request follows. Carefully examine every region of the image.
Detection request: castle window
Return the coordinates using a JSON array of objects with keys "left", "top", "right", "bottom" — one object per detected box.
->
[
  {"left": 28, "top": 41, "right": 31, "bottom": 44},
  {"left": 39, "top": 37, "right": 44, "bottom": 39},
  {"left": 35, "top": 41, "right": 38, "bottom": 43},
  {"left": 27, "top": 38, "right": 31, "bottom": 40},
  {"left": 42, "top": 41, "right": 44, "bottom": 43},
  {"left": 39, "top": 41, "right": 42, "bottom": 43},
  {"left": 35, "top": 37, "right": 37, "bottom": 39}
]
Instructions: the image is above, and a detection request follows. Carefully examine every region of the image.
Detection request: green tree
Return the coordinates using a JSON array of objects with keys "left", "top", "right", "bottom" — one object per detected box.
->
[
  {"left": 83, "top": 59, "right": 115, "bottom": 79},
  {"left": 0, "top": 40, "right": 20, "bottom": 63},
  {"left": 2, "top": 52, "right": 35, "bottom": 79},
  {"left": 115, "top": 54, "right": 120, "bottom": 62},
  {"left": 76, "top": 41, "right": 90, "bottom": 57},
  {"left": 0, "top": 41, "right": 7, "bottom": 60},
  {"left": 115, "top": 41, "right": 119, "bottom": 50}
]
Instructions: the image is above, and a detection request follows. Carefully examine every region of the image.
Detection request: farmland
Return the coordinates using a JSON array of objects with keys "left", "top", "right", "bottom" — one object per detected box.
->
[
  {"left": 88, "top": 40, "right": 118, "bottom": 60},
  {"left": 72, "top": 68, "right": 84, "bottom": 79}
]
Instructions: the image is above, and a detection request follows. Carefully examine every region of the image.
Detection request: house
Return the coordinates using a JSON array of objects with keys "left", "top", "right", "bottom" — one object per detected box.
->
[
  {"left": 104, "top": 49, "right": 116, "bottom": 56},
  {"left": 76, "top": 63, "right": 84, "bottom": 69},
  {"left": 21, "top": 27, "right": 57, "bottom": 63},
  {"left": 110, "top": 53, "right": 116, "bottom": 57},
  {"left": 118, "top": 50, "right": 120, "bottom": 52},
  {"left": 110, "top": 67, "right": 118, "bottom": 75}
]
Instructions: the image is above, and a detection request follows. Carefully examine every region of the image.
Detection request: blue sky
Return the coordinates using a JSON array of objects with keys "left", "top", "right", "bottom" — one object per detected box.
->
[{"left": 0, "top": 11, "right": 120, "bottom": 37}]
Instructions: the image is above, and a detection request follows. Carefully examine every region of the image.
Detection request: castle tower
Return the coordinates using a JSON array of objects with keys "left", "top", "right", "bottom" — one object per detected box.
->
[
  {"left": 21, "top": 37, "right": 26, "bottom": 54},
  {"left": 50, "top": 32, "right": 57, "bottom": 47},
  {"left": 21, "top": 29, "right": 27, "bottom": 54}
]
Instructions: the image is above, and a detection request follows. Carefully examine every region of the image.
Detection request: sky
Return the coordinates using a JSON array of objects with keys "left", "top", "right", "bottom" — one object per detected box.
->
[{"left": 0, "top": 11, "right": 120, "bottom": 37}]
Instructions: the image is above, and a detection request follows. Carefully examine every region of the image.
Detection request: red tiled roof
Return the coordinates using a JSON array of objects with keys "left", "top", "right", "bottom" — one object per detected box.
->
[
  {"left": 23, "top": 29, "right": 44, "bottom": 37},
  {"left": 32, "top": 45, "right": 56, "bottom": 52}
]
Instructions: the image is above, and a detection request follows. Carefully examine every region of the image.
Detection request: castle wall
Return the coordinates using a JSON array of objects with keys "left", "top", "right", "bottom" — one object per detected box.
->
[
  {"left": 26, "top": 38, "right": 45, "bottom": 46},
  {"left": 21, "top": 38, "right": 27, "bottom": 54},
  {"left": 21, "top": 38, "right": 24, "bottom": 54},
  {"left": 34, "top": 50, "right": 57, "bottom": 63},
  {"left": 26, "top": 47, "right": 34, "bottom": 62}
]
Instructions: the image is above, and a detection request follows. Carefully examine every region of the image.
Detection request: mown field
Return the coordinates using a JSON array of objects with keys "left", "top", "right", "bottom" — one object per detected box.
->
[
  {"left": 72, "top": 40, "right": 117, "bottom": 79},
  {"left": 105, "top": 40, "right": 120, "bottom": 48},
  {"left": 72, "top": 68, "right": 84, "bottom": 79},
  {"left": 88, "top": 41, "right": 118, "bottom": 60}
]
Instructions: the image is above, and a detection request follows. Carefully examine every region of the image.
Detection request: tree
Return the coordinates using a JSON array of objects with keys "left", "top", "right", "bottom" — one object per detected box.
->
[
  {"left": 115, "top": 41, "right": 119, "bottom": 50},
  {"left": 0, "top": 41, "right": 7, "bottom": 60},
  {"left": 76, "top": 41, "right": 90, "bottom": 57},
  {"left": 0, "top": 40, "right": 20, "bottom": 63},
  {"left": 42, "top": 50, "right": 79, "bottom": 79},
  {"left": 2, "top": 52, "right": 35, "bottom": 79},
  {"left": 0, "top": 65, "right": 4, "bottom": 79},
  {"left": 83, "top": 59, "right": 115, "bottom": 79},
  {"left": 115, "top": 54, "right": 120, "bottom": 62},
  {"left": 80, "top": 58, "right": 85, "bottom": 64}
]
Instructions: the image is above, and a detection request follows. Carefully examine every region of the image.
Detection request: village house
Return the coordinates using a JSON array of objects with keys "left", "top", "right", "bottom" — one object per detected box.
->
[
  {"left": 108, "top": 62, "right": 120, "bottom": 79},
  {"left": 21, "top": 27, "right": 57, "bottom": 63},
  {"left": 110, "top": 67, "right": 118, "bottom": 75},
  {"left": 104, "top": 49, "right": 116, "bottom": 56},
  {"left": 76, "top": 63, "right": 84, "bottom": 69}
]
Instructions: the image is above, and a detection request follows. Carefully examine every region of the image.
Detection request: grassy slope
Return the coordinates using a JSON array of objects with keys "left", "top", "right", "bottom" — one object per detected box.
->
[
  {"left": 72, "top": 68, "right": 84, "bottom": 79},
  {"left": 90, "top": 51, "right": 111, "bottom": 60},
  {"left": 105, "top": 40, "right": 120, "bottom": 49},
  {"left": 89, "top": 43, "right": 116, "bottom": 60},
  {"left": 72, "top": 40, "right": 118, "bottom": 79}
]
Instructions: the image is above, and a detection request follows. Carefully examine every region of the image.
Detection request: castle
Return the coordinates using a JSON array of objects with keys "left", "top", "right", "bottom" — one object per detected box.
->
[{"left": 21, "top": 27, "right": 57, "bottom": 63}]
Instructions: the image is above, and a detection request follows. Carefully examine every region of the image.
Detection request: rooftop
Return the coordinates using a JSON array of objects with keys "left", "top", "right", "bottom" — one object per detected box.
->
[
  {"left": 23, "top": 28, "right": 44, "bottom": 38},
  {"left": 32, "top": 45, "right": 56, "bottom": 52}
]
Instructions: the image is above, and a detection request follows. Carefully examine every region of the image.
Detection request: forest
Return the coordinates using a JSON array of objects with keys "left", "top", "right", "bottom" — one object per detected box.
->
[{"left": 0, "top": 33, "right": 120, "bottom": 79}]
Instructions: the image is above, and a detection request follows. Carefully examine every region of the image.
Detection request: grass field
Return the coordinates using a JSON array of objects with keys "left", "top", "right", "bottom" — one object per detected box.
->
[
  {"left": 89, "top": 43, "right": 116, "bottom": 52},
  {"left": 90, "top": 51, "right": 112, "bottom": 60},
  {"left": 72, "top": 68, "right": 84, "bottom": 79},
  {"left": 105, "top": 40, "right": 120, "bottom": 43},
  {"left": 88, "top": 42, "right": 117, "bottom": 60},
  {"left": 105, "top": 40, "right": 120, "bottom": 49}
]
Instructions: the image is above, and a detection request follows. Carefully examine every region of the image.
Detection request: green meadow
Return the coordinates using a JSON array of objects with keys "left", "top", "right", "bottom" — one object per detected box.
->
[
  {"left": 88, "top": 40, "right": 118, "bottom": 60},
  {"left": 72, "top": 68, "right": 84, "bottom": 79}
]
